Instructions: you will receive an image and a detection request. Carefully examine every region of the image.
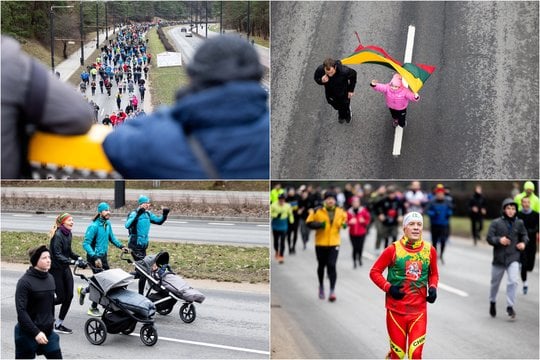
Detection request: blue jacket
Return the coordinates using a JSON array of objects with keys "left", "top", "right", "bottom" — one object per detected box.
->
[
  {"left": 103, "top": 81, "right": 269, "bottom": 179},
  {"left": 83, "top": 216, "right": 124, "bottom": 258},
  {"left": 426, "top": 199, "right": 453, "bottom": 227},
  {"left": 125, "top": 210, "right": 166, "bottom": 248}
]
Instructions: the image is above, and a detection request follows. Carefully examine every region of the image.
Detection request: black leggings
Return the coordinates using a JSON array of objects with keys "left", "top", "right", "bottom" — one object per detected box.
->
[
  {"left": 389, "top": 108, "right": 407, "bottom": 127},
  {"left": 315, "top": 246, "right": 339, "bottom": 290},
  {"left": 50, "top": 266, "right": 74, "bottom": 321},
  {"left": 130, "top": 248, "right": 147, "bottom": 294},
  {"left": 328, "top": 97, "right": 351, "bottom": 120},
  {"left": 350, "top": 235, "right": 366, "bottom": 265},
  {"left": 287, "top": 221, "right": 299, "bottom": 251},
  {"left": 273, "top": 230, "right": 287, "bottom": 257},
  {"left": 431, "top": 225, "right": 449, "bottom": 258}
]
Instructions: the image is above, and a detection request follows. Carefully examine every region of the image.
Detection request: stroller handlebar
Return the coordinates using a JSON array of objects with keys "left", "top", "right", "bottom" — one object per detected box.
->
[{"left": 120, "top": 250, "right": 133, "bottom": 264}]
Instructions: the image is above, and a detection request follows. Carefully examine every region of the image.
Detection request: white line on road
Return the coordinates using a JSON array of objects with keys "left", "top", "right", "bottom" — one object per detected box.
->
[
  {"left": 208, "top": 223, "right": 235, "bottom": 226},
  {"left": 393, "top": 24, "right": 415, "bottom": 157},
  {"left": 12, "top": 214, "right": 32, "bottom": 217},
  {"left": 128, "top": 333, "right": 269, "bottom": 355},
  {"left": 438, "top": 282, "right": 469, "bottom": 297},
  {"left": 257, "top": 224, "right": 270, "bottom": 227},
  {"left": 167, "top": 221, "right": 188, "bottom": 224}
]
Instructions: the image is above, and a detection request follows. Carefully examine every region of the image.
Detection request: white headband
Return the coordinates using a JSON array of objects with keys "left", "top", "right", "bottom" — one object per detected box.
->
[{"left": 403, "top": 212, "right": 423, "bottom": 227}]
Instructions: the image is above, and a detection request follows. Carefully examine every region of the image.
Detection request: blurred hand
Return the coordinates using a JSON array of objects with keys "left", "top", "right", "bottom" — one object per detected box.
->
[
  {"left": 35, "top": 332, "right": 48, "bottom": 345},
  {"left": 516, "top": 242, "right": 525, "bottom": 251},
  {"left": 499, "top": 237, "right": 511, "bottom": 246},
  {"left": 95, "top": 258, "right": 103, "bottom": 268},
  {"left": 321, "top": 75, "right": 329, "bottom": 83}
]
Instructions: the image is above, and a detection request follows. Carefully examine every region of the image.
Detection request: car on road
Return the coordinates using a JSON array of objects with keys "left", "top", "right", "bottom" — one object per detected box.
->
[
  {"left": 180, "top": 27, "right": 187, "bottom": 33},
  {"left": 185, "top": 31, "right": 192, "bottom": 37}
]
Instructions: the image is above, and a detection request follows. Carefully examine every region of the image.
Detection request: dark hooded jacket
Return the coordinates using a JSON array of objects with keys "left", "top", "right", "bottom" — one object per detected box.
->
[
  {"left": 314, "top": 60, "right": 357, "bottom": 104},
  {"left": 486, "top": 198, "right": 529, "bottom": 266}
]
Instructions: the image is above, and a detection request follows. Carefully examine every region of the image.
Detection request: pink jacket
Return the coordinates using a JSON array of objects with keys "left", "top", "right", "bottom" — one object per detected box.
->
[
  {"left": 372, "top": 83, "right": 419, "bottom": 111},
  {"left": 347, "top": 207, "right": 371, "bottom": 237}
]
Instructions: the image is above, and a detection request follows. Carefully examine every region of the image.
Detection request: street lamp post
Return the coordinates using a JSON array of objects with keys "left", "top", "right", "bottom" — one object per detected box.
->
[
  {"left": 247, "top": 0, "right": 250, "bottom": 41},
  {"left": 205, "top": 1, "right": 208, "bottom": 38},
  {"left": 80, "top": 1, "right": 84, "bottom": 66},
  {"left": 96, "top": 2, "right": 99, "bottom": 49},
  {"left": 50, "top": 5, "right": 74, "bottom": 73},
  {"left": 105, "top": 1, "right": 108, "bottom": 41},
  {"left": 220, "top": 1, "right": 223, "bottom": 34}
]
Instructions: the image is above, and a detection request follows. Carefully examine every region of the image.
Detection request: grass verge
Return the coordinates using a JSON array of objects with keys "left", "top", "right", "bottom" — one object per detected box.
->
[
  {"left": 1, "top": 231, "right": 269, "bottom": 284},
  {"left": 207, "top": 25, "right": 269, "bottom": 47},
  {"left": 0, "top": 180, "right": 269, "bottom": 192},
  {"left": 147, "top": 27, "right": 189, "bottom": 106}
]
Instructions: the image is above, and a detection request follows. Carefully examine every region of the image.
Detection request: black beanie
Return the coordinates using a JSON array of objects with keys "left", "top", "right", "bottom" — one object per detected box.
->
[
  {"left": 29, "top": 245, "right": 49, "bottom": 267},
  {"left": 186, "top": 35, "right": 264, "bottom": 90}
]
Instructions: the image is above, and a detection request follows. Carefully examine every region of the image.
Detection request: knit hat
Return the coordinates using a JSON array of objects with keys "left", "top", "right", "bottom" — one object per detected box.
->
[
  {"left": 324, "top": 191, "right": 337, "bottom": 200},
  {"left": 56, "top": 213, "right": 72, "bottom": 226},
  {"left": 138, "top": 195, "right": 150, "bottom": 205},
  {"left": 29, "top": 245, "right": 49, "bottom": 267},
  {"left": 403, "top": 212, "right": 423, "bottom": 227},
  {"left": 390, "top": 73, "right": 402, "bottom": 88},
  {"left": 97, "top": 202, "right": 110, "bottom": 213},
  {"left": 524, "top": 181, "right": 535, "bottom": 191},
  {"left": 186, "top": 35, "right": 264, "bottom": 90}
]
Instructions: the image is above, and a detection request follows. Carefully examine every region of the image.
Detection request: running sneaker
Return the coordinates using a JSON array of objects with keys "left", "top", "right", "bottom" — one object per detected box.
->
[
  {"left": 489, "top": 302, "right": 496, "bottom": 317},
  {"left": 54, "top": 324, "right": 73, "bottom": 334},
  {"left": 77, "top": 285, "right": 85, "bottom": 306},
  {"left": 318, "top": 287, "right": 325, "bottom": 300},
  {"left": 346, "top": 106, "right": 352, "bottom": 123},
  {"left": 87, "top": 307, "right": 101, "bottom": 317},
  {"left": 328, "top": 291, "right": 336, "bottom": 302},
  {"left": 278, "top": 256, "right": 284, "bottom": 264},
  {"left": 507, "top": 306, "right": 516, "bottom": 320},
  {"left": 338, "top": 118, "right": 345, "bottom": 124},
  {"left": 523, "top": 285, "right": 528, "bottom": 295}
]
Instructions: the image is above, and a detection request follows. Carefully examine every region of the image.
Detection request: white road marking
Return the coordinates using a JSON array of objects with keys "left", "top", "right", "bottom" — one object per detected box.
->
[
  {"left": 257, "top": 224, "right": 270, "bottom": 227},
  {"left": 208, "top": 223, "right": 235, "bottom": 226},
  {"left": 128, "top": 333, "right": 269, "bottom": 355},
  {"left": 438, "top": 282, "right": 469, "bottom": 297},
  {"left": 12, "top": 214, "right": 32, "bottom": 217},
  {"left": 167, "top": 221, "right": 188, "bottom": 224},
  {"left": 393, "top": 24, "right": 415, "bottom": 157}
]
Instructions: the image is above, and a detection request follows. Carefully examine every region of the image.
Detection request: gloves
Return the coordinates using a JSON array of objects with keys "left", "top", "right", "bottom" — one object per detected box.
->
[
  {"left": 307, "top": 221, "right": 325, "bottom": 230},
  {"left": 121, "top": 246, "right": 129, "bottom": 254},
  {"left": 137, "top": 207, "right": 146, "bottom": 216},
  {"left": 76, "top": 259, "right": 87, "bottom": 269},
  {"left": 426, "top": 287, "right": 437, "bottom": 303},
  {"left": 162, "top": 208, "right": 170, "bottom": 217},
  {"left": 94, "top": 258, "right": 103, "bottom": 269},
  {"left": 342, "top": 222, "right": 347, "bottom": 229},
  {"left": 388, "top": 285, "right": 405, "bottom": 300}
]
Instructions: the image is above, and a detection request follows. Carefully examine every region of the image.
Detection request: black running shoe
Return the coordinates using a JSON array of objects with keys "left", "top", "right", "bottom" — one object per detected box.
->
[
  {"left": 507, "top": 306, "right": 516, "bottom": 319},
  {"left": 489, "top": 302, "right": 496, "bottom": 317},
  {"left": 54, "top": 324, "right": 73, "bottom": 334}
]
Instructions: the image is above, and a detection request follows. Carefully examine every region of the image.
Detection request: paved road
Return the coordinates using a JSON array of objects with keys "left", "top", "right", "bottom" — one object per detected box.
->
[
  {"left": 271, "top": 1, "right": 539, "bottom": 179},
  {"left": 1, "top": 212, "right": 269, "bottom": 246},
  {"left": 271, "top": 227, "right": 539, "bottom": 358},
  {"left": 1, "top": 266, "right": 269, "bottom": 358}
]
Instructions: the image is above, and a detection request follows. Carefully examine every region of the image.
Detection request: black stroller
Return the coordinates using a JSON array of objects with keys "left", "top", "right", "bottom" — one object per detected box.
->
[
  {"left": 122, "top": 251, "right": 205, "bottom": 323},
  {"left": 74, "top": 263, "right": 159, "bottom": 346}
]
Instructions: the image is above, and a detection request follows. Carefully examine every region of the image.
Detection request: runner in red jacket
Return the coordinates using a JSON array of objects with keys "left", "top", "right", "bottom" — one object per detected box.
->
[{"left": 370, "top": 211, "right": 439, "bottom": 359}]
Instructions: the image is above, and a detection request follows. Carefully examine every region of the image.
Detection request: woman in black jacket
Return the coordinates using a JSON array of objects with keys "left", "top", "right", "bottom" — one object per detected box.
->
[
  {"left": 15, "top": 245, "right": 63, "bottom": 359},
  {"left": 49, "top": 213, "right": 83, "bottom": 334}
]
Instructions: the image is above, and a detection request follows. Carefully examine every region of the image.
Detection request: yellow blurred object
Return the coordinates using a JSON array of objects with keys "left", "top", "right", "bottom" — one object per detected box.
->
[{"left": 28, "top": 124, "right": 114, "bottom": 173}]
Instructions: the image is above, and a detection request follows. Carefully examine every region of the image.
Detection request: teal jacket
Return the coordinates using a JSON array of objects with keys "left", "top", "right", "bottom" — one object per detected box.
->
[
  {"left": 83, "top": 216, "right": 124, "bottom": 258},
  {"left": 125, "top": 210, "right": 166, "bottom": 248}
]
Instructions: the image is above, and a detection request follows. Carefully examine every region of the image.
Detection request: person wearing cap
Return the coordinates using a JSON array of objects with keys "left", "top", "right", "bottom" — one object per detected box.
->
[
  {"left": 126, "top": 195, "right": 169, "bottom": 294},
  {"left": 374, "top": 185, "right": 406, "bottom": 250},
  {"left": 102, "top": 35, "right": 269, "bottom": 179},
  {"left": 306, "top": 191, "right": 348, "bottom": 302},
  {"left": 271, "top": 193, "right": 294, "bottom": 263},
  {"left": 1, "top": 35, "right": 94, "bottom": 179},
  {"left": 514, "top": 181, "right": 539, "bottom": 213},
  {"left": 517, "top": 197, "right": 539, "bottom": 295},
  {"left": 370, "top": 212, "right": 439, "bottom": 359},
  {"left": 15, "top": 245, "right": 63, "bottom": 359},
  {"left": 314, "top": 58, "right": 357, "bottom": 124},
  {"left": 48, "top": 213, "right": 85, "bottom": 334},
  {"left": 81, "top": 202, "right": 128, "bottom": 316},
  {"left": 370, "top": 73, "right": 420, "bottom": 128},
  {"left": 486, "top": 198, "right": 528, "bottom": 319},
  {"left": 425, "top": 185, "right": 453, "bottom": 264}
]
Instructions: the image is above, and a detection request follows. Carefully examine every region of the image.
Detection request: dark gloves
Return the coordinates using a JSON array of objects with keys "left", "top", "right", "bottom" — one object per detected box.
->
[
  {"left": 137, "top": 207, "right": 146, "bottom": 216},
  {"left": 388, "top": 285, "right": 405, "bottom": 300},
  {"left": 76, "top": 258, "right": 87, "bottom": 269},
  {"left": 162, "top": 208, "right": 170, "bottom": 217},
  {"left": 307, "top": 221, "right": 326, "bottom": 230},
  {"left": 426, "top": 287, "right": 437, "bottom": 303}
]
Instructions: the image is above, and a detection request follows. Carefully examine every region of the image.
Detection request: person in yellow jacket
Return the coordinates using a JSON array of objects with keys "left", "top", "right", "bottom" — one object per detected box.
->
[
  {"left": 306, "top": 191, "right": 347, "bottom": 302},
  {"left": 271, "top": 193, "right": 294, "bottom": 263},
  {"left": 514, "top": 181, "right": 539, "bottom": 213}
]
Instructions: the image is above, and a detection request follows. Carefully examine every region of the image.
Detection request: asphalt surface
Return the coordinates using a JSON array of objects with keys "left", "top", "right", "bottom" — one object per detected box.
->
[
  {"left": 271, "top": 1, "right": 539, "bottom": 179},
  {"left": 271, "top": 227, "right": 539, "bottom": 359},
  {"left": 1, "top": 264, "right": 269, "bottom": 359}
]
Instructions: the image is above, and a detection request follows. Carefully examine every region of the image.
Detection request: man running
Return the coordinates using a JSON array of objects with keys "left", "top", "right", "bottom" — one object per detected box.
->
[
  {"left": 314, "top": 58, "right": 357, "bottom": 124},
  {"left": 370, "top": 212, "right": 439, "bottom": 359}
]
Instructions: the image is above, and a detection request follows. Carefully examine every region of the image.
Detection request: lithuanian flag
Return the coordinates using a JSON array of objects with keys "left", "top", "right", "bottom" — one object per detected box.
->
[{"left": 341, "top": 43, "right": 435, "bottom": 93}]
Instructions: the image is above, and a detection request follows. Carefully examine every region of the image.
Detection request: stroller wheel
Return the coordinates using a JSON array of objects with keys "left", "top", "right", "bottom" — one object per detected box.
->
[
  {"left": 157, "top": 306, "right": 174, "bottom": 316},
  {"left": 179, "top": 303, "right": 196, "bottom": 323},
  {"left": 140, "top": 324, "right": 158, "bottom": 346},
  {"left": 85, "top": 318, "right": 107, "bottom": 345},
  {"left": 121, "top": 320, "right": 137, "bottom": 335}
]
